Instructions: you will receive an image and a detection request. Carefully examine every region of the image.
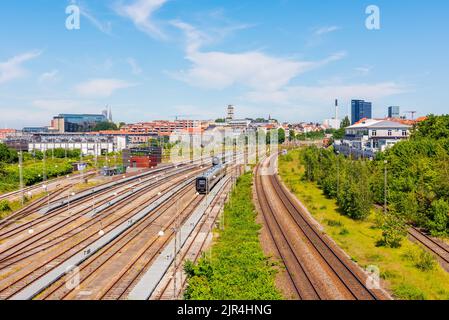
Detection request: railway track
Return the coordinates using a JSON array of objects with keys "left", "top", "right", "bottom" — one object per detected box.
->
[
  {"left": 0, "top": 163, "right": 200, "bottom": 243},
  {"left": 0, "top": 168, "right": 199, "bottom": 270},
  {"left": 38, "top": 181, "right": 202, "bottom": 300},
  {"left": 255, "top": 155, "right": 389, "bottom": 300},
  {"left": 408, "top": 227, "right": 449, "bottom": 271},
  {"left": 0, "top": 166, "right": 206, "bottom": 299},
  {"left": 0, "top": 171, "right": 97, "bottom": 203},
  {"left": 373, "top": 204, "right": 449, "bottom": 272},
  {"left": 0, "top": 185, "right": 73, "bottom": 231},
  {"left": 154, "top": 170, "right": 236, "bottom": 300}
]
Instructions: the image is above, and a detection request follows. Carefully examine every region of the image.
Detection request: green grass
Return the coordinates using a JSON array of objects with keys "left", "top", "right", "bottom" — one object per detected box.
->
[
  {"left": 184, "top": 172, "right": 283, "bottom": 300},
  {"left": 0, "top": 192, "right": 46, "bottom": 219},
  {"left": 279, "top": 149, "right": 449, "bottom": 300}
]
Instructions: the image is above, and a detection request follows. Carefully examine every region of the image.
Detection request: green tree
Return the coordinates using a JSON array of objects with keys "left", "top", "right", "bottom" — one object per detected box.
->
[
  {"left": 333, "top": 116, "right": 351, "bottom": 140},
  {"left": 428, "top": 199, "right": 449, "bottom": 236},
  {"left": 379, "top": 212, "right": 408, "bottom": 248},
  {"left": 412, "top": 114, "right": 449, "bottom": 140},
  {"left": 289, "top": 129, "right": 296, "bottom": 141},
  {"left": 0, "top": 143, "right": 18, "bottom": 163},
  {"left": 92, "top": 122, "right": 118, "bottom": 131},
  {"left": 278, "top": 128, "right": 286, "bottom": 144}
]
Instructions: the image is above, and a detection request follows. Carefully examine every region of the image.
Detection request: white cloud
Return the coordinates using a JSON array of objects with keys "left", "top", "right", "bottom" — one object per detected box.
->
[
  {"left": 314, "top": 26, "right": 341, "bottom": 36},
  {"left": 38, "top": 70, "right": 59, "bottom": 83},
  {"left": 115, "top": 0, "right": 167, "bottom": 39},
  {"left": 171, "top": 22, "right": 346, "bottom": 91},
  {"left": 81, "top": 7, "right": 112, "bottom": 35},
  {"left": 0, "top": 50, "right": 41, "bottom": 84},
  {"left": 355, "top": 66, "right": 373, "bottom": 75},
  {"left": 75, "top": 78, "right": 136, "bottom": 97},
  {"left": 127, "top": 58, "right": 142, "bottom": 75}
]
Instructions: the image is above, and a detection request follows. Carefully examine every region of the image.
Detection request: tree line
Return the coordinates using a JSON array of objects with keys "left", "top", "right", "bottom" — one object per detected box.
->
[{"left": 300, "top": 115, "right": 449, "bottom": 246}]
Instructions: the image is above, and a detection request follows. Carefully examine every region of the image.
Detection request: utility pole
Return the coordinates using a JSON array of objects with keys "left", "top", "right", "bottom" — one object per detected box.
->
[
  {"left": 384, "top": 160, "right": 388, "bottom": 214},
  {"left": 19, "top": 151, "right": 24, "bottom": 206},
  {"left": 336, "top": 154, "right": 340, "bottom": 196},
  {"left": 173, "top": 202, "right": 180, "bottom": 300},
  {"left": 43, "top": 145, "right": 47, "bottom": 182}
]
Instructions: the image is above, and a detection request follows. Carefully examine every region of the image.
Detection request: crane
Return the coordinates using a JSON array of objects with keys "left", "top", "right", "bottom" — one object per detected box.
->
[{"left": 404, "top": 111, "right": 417, "bottom": 120}]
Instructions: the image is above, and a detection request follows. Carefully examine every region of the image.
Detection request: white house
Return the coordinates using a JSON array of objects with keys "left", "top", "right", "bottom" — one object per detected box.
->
[{"left": 335, "top": 119, "right": 412, "bottom": 157}]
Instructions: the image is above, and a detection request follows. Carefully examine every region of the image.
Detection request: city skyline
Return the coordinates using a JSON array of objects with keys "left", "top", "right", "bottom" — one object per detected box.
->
[{"left": 1, "top": 0, "right": 448, "bottom": 128}]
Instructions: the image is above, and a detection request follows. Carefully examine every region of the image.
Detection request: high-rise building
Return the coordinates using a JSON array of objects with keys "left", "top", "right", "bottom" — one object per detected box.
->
[
  {"left": 351, "top": 100, "right": 372, "bottom": 124},
  {"left": 388, "top": 106, "right": 400, "bottom": 118}
]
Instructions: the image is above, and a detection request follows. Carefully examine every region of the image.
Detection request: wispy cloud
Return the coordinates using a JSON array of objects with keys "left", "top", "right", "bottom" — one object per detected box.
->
[
  {"left": 0, "top": 50, "right": 41, "bottom": 84},
  {"left": 170, "top": 22, "right": 345, "bottom": 91},
  {"left": 38, "top": 70, "right": 59, "bottom": 83},
  {"left": 114, "top": 0, "right": 167, "bottom": 39},
  {"left": 70, "top": 0, "right": 113, "bottom": 35},
  {"left": 355, "top": 66, "right": 373, "bottom": 75},
  {"left": 81, "top": 8, "right": 112, "bottom": 35},
  {"left": 75, "top": 78, "right": 136, "bottom": 97},
  {"left": 127, "top": 58, "right": 143, "bottom": 75},
  {"left": 314, "top": 25, "right": 341, "bottom": 36}
]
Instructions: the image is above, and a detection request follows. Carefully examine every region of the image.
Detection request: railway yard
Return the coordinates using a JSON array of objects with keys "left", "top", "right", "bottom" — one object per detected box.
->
[
  {"left": 0, "top": 156, "right": 242, "bottom": 300},
  {"left": 0, "top": 152, "right": 448, "bottom": 300}
]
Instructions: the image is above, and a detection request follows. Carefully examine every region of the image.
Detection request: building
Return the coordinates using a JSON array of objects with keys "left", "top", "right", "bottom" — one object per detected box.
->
[
  {"left": 0, "top": 129, "right": 17, "bottom": 142},
  {"left": 351, "top": 100, "right": 372, "bottom": 124},
  {"left": 388, "top": 106, "right": 400, "bottom": 118},
  {"left": 23, "top": 127, "right": 50, "bottom": 133},
  {"left": 334, "top": 119, "right": 412, "bottom": 158},
  {"left": 226, "top": 105, "right": 235, "bottom": 122},
  {"left": 323, "top": 119, "right": 340, "bottom": 130},
  {"left": 122, "top": 120, "right": 201, "bottom": 135},
  {"left": 122, "top": 147, "right": 162, "bottom": 169},
  {"left": 28, "top": 133, "right": 115, "bottom": 156},
  {"left": 51, "top": 113, "right": 108, "bottom": 133}
]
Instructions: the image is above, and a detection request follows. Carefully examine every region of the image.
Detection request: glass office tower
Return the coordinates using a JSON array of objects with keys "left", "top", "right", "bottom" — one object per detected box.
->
[{"left": 351, "top": 100, "right": 372, "bottom": 124}]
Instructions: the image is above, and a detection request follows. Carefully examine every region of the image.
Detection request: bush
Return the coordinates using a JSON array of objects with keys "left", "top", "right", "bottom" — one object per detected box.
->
[
  {"left": 414, "top": 250, "right": 436, "bottom": 272},
  {"left": 394, "top": 284, "right": 427, "bottom": 300},
  {"left": 428, "top": 199, "right": 449, "bottom": 236},
  {"left": 0, "top": 200, "right": 11, "bottom": 212},
  {"left": 378, "top": 213, "right": 408, "bottom": 248}
]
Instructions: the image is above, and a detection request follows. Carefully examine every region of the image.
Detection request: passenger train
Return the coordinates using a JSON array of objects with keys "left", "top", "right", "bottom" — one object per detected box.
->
[{"left": 195, "top": 157, "right": 227, "bottom": 194}]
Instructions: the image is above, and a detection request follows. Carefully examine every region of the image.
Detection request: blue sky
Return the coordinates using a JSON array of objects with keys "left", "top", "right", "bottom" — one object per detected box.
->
[{"left": 0, "top": 0, "right": 448, "bottom": 128}]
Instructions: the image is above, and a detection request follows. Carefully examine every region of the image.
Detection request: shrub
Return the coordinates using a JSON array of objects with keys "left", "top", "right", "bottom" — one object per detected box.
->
[
  {"left": 326, "top": 219, "right": 343, "bottom": 227},
  {"left": 394, "top": 284, "right": 427, "bottom": 300},
  {"left": 0, "top": 200, "right": 11, "bottom": 212},
  {"left": 428, "top": 199, "right": 449, "bottom": 236},
  {"left": 414, "top": 250, "right": 436, "bottom": 272},
  {"left": 378, "top": 213, "right": 408, "bottom": 248}
]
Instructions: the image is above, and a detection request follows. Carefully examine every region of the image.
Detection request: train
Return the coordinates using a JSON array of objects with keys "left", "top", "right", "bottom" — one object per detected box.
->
[{"left": 195, "top": 158, "right": 227, "bottom": 194}]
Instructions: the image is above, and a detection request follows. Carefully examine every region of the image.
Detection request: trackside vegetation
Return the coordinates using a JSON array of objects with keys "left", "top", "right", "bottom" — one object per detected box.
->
[
  {"left": 300, "top": 115, "right": 449, "bottom": 239},
  {"left": 184, "top": 173, "right": 282, "bottom": 300},
  {"left": 280, "top": 149, "right": 449, "bottom": 300}
]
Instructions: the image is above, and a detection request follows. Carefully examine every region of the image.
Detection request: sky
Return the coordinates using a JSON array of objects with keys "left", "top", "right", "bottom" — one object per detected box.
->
[{"left": 0, "top": 0, "right": 448, "bottom": 129}]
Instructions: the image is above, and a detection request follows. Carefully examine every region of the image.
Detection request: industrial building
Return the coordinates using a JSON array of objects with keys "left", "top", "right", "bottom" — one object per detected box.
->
[{"left": 26, "top": 131, "right": 157, "bottom": 156}]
